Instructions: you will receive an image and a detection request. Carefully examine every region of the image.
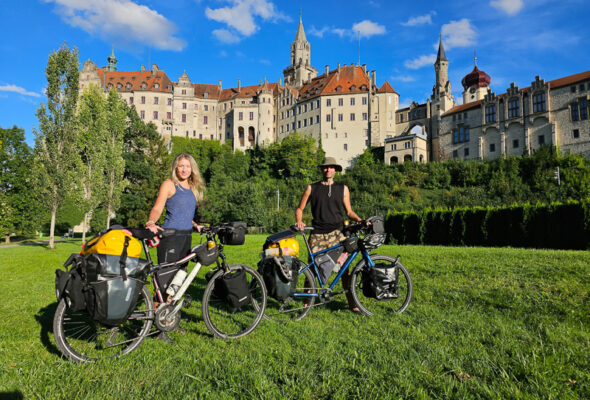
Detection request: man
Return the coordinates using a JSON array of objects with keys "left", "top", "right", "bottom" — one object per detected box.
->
[{"left": 295, "top": 157, "right": 364, "bottom": 313}]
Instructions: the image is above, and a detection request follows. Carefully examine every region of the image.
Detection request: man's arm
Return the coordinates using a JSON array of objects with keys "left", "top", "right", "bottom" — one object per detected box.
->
[
  {"left": 342, "top": 185, "right": 363, "bottom": 223},
  {"left": 295, "top": 185, "right": 312, "bottom": 230}
]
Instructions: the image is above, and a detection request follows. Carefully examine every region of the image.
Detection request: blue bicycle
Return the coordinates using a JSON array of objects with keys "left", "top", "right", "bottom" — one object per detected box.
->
[{"left": 260, "top": 217, "right": 413, "bottom": 322}]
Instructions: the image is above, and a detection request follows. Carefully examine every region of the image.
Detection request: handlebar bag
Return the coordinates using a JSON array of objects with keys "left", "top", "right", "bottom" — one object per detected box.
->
[{"left": 218, "top": 221, "right": 247, "bottom": 245}]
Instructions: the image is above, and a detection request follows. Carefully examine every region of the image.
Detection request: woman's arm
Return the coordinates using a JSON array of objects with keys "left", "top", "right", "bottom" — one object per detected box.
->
[{"left": 146, "top": 180, "right": 174, "bottom": 233}]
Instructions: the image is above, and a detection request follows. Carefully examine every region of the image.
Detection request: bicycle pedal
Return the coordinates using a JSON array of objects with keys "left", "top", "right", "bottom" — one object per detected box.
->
[{"left": 183, "top": 295, "right": 193, "bottom": 308}]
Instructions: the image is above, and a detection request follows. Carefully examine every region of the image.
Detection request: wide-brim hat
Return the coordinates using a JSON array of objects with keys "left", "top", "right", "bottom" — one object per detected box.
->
[{"left": 319, "top": 157, "right": 342, "bottom": 172}]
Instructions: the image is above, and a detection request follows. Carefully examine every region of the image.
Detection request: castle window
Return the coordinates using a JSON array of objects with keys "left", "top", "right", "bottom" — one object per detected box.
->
[
  {"left": 489, "top": 143, "right": 496, "bottom": 152},
  {"left": 129, "top": 97, "right": 134, "bottom": 104},
  {"left": 204, "top": 92, "right": 208, "bottom": 99},
  {"left": 117, "top": 83, "right": 122, "bottom": 90},
  {"left": 154, "top": 97, "right": 159, "bottom": 105},
  {"left": 571, "top": 86, "right": 577, "bottom": 93},
  {"left": 141, "top": 82, "right": 147, "bottom": 89},
  {"left": 350, "top": 113, "right": 355, "bottom": 121},
  {"left": 464, "top": 148, "right": 469, "bottom": 157},
  {"left": 182, "top": 102, "right": 187, "bottom": 109},
  {"left": 533, "top": 92, "right": 546, "bottom": 112},
  {"left": 579, "top": 98, "right": 588, "bottom": 120},
  {"left": 338, "top": 113, "right": 343, "bottom": 121},
  {"left": 126, "top": 82, "right": 132, "bottom": 90},
  {"left": 309, "top": 117, "right": 313, "bottom": 125},
  {"left": 363, "top": 113, "right": 367, "bottom": 120},
  {"left": 573, "top": 129, "right": 580, "bottom": 138},
  {"left": 168, "top": 98, "right": 172, "bottom": 106},
  {"left": 350, "top": 85, "right": 356, "bottom": 92},
  {"left": 167, "top": 112, "right": 171, "bottom": 119},
  {"left": 153, "top": 111, "right": 158, "bottom": 120},
  {"left": 485, "top": 105, "right": 496, "bottom": 123},
  {"left": 182, "top": 114, "right": 186, "bottom": 122},
  {"left": 336, "top": 86, "right": 342, "bottom": 92},
  {"left": 204, "top": 105, "right": 208, "bottom": 111},
  {"left": 327, "top": 99, "right": 331, "bottom": 107},
  {"left": 344, "top": 144, "right": 348, "bottom": 151},
  {"left": 350, "top": 98, "right": 355, "bottom": 106},
  {"left": 453, "top": 150, "right": 458, "bottom": 158},
  {"left": 580, "top": 83, "right": 586, "bottom": 91},
  {"left": 338, "top": 98, "right": 343, "bottom": 106},
  {"left": 362, "top": 96, "right": 367, "bottom": 105},
  {"left": 141, "top": 96, "right": 145, "bottom": 104},
  {"left": 326, "top": 114, "right": 331, "bottom": 122},
  {"left": 203, "top": 116, "right": 208, "bottom": 124},
  {"left": 140, "top": 110, "right": 145, "bottom": 119},
  {"left": 239, "top": 112, "right": 243, "bottom": 121},
  {"left": 513, "top": 139, "right": 519, "bottom": 148},
  {"left": 250, "top": 112, "right": 254, "bottom": 121},
  {"left": 154, "top": 83, "right": 160, "bottom": 90},
  {"left": 571, "top": 104, "right": 579, "bottom": 121},
  {"left": 538, "top": 135, "right": 545, "bottom": 145},
  {"left": 316, "top": 115, "right": 320, "bottom": 123},
  {"left": 508, "top": 98, "right": 519, "bottom": 118}
]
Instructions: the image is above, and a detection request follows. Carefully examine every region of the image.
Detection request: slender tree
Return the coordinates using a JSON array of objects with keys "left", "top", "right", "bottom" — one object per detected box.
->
[
  {"left": 34, "top": 44, "right": 80, "bottom": 249},
  {"left": 78, "top": 85, "right": 108, "bottom": 242},
  {"left": 103, "top": 88, "right": 128, "bottom": 229}
]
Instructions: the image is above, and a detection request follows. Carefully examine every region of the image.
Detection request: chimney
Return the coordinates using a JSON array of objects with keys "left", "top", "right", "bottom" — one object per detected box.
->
[
  {"left": 362, "top": 64, "right": 367, "bottom": 74},
  {"left": 371, "top": 70, "right": 376, "bottom": 88},
  {"left": 140, "top": 64, "right": 145, "bottom": 72},
  {"left": 238, "top": 78, "right": 241, "bottom": 92},
  {"left": 337, "top": 63, "right": 341, "bottom": 74},
  {"left": 152, "top": 63, "right": 158, "bottom": 75},
  {"left": 279, "top": 77, "right": 282, "bottom": 86},
  {"left": 325, "top": 65, "right": 329, "bottom": 76},
  {"left": 218, "top": 79, "right": 222, "bottom": 91}
]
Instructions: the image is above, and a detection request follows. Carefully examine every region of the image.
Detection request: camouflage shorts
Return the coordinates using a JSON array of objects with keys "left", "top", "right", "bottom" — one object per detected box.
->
[{"left": 308, "top": 230, "right": 346, "bottom": 253}]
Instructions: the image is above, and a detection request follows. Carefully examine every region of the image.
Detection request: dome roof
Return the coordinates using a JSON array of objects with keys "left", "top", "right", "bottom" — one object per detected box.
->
[{"left": 461, "top": 65, "right": 491, "bottom": 90}]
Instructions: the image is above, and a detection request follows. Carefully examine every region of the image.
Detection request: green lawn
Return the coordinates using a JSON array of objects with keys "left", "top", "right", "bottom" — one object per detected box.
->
[{"left": 0, "top": 235, "right": 588, "bottom": 399}]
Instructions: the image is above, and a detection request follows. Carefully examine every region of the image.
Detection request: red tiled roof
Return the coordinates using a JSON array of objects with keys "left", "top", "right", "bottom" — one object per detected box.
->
[
  {"left": 102, "top": 70, "right": 173, "bottom": 93},
  {"left": 298, "top": 65, "right": 372, "bottom": 101},
  {"left": 218, "top": 82, "right": 281, "bottom": 101},
  {"left": 192, "top": 83, "right": 221, "bottom": 99},
  {"left": 378, "top": 81, "right": 397, "bottom": 94}
]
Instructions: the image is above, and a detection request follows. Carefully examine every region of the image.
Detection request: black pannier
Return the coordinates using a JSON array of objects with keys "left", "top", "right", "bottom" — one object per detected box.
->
[
  {"left": 55, "top": 254, "right": 87, "bottom": 311},
  {"left": 218, "top": 221, "right": 247, "bottom": 245},
  {"left": 361, "top": 262, "right": 399, "bottom": 300},
  {"left": 258, "top": 256, "right": 298, "bottom": 300},
  {"left": 206, "top": 267, "right": 251, "bottom": 309},
  {"left": 83, "top": 254, "right": 150, "bottom": 326}
]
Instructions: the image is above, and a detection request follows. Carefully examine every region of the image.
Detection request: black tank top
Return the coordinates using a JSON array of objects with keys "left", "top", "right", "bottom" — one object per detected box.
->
[{"left": 310, "top": 181, "right": 345, "bottom": 234}]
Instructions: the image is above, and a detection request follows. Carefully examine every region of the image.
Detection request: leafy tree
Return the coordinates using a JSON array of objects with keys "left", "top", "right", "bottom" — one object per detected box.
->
[
  {"left": 78, "top": 85, "right": 108, "bottom": 242},
  {"left": 34, "top": 44, "right": 80, "bottom": 249},
  {"left": 0, "top": 126, "right": 39, "bottom": 242},
  {"left": 103, "top": 88, "right": 128, "bottom": 229},
  {"left": 112, "top": 106, "right": 167, "bottom": 227}
]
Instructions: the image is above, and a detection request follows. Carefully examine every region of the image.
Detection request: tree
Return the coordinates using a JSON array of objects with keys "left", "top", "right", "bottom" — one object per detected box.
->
[
  {"left": 112, "top": 106, "right": 167, "bottom": 227},
  {"left": 103, "top": 88, "right": 128, "bottom": 229},
  {"left": 0, "top": 126, "right": 39, "bottom": 242},
  {"left": 77, "top": 85, "right": 108, "bottom": 242},
  {"left": 34, "top": 44, "right": 80, "bottom": 249}
]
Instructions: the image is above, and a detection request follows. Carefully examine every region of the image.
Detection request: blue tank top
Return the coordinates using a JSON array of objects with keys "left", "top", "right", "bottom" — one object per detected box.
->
[{"left": 162, "top": 183, "right": 196, "bottom": 232}]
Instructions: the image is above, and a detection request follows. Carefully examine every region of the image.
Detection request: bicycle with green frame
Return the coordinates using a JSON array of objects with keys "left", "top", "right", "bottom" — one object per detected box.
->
[{"left": 261, "top": 216, "right": 413, "bottom": 322}]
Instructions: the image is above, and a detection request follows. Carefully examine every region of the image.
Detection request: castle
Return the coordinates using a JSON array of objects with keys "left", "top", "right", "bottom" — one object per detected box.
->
[{"left": 79, "top": 18, "right": 590, "bottom": 167}]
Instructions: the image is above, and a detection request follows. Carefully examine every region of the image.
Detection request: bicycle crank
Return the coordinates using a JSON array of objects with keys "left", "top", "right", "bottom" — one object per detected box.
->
[{"left": 154, "top": 302, "right": 183, "bottom": 332}]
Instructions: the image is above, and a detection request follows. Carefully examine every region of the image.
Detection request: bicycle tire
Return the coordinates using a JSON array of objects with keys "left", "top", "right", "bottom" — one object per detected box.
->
[
  {"left": 201, "top": 264, "right": 266, "bottom": 339},
  {"left": 350, "top": 254, "right": 412, "bottom": 316},
  {"left": 261, "top": 258, "right": 316, "bottom": 323},
  {"left": 53, "top": 285, "right": 154, "bottom": 362}
]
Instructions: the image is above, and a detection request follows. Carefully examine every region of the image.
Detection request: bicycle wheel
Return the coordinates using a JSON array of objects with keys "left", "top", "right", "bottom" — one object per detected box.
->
[
  {"left": 350, "top": 254, "right": 412, "bottom": 316},
  {"left": 202, "top": 264, "right": 266, "bottom": 339},
  {"left": 53, "top": 285, "right": 154, "bottom": 362},
  {"left": 262, "top": 258, "right": 316, "bottom": 323}
]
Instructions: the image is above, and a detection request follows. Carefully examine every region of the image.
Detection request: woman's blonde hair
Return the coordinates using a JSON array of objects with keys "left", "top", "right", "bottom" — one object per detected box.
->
[{"left": 170, "top": 153, "right": 205, "bottom": 202}]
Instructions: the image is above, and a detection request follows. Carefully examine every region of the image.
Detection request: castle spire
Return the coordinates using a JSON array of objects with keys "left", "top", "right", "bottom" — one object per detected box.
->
[
  {"left": 295, "top": 14, "right": 307, "bottom": 42},
  {"left": 436, "top": 33, "right": 447, "bottom": 62},
  {"left": 106, "top": 46, "right": 117, "bottom": 72}
]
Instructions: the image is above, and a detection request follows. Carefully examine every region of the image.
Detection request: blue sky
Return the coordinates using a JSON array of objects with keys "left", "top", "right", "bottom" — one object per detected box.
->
[{"left": 2, "top": 0, "right": 589, "bottom": 146}]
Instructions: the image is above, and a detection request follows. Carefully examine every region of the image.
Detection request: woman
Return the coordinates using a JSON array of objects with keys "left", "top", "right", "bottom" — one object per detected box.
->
[{"left": 146, "top": 153, "right": 205, "bottom": 341}]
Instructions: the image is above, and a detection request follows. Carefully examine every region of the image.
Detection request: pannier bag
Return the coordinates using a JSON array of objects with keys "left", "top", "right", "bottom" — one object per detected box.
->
[
  {"left": 83, "top": 253, "right": 149, "bottom": 326},
  {"left": 55, "top": 254, "right": 87, "bottom": 311},
  {"left": 206, "top": 267, "right": 251, "bottom": 309},
  {"left": 218, "top": 221, "right": 247, "bottom": 245},
  {"left": 361, "top": 262, "right": 399, "bottom": 300},
  {"left": 258, "top": 256, "right": 298, "bottom": 300}
]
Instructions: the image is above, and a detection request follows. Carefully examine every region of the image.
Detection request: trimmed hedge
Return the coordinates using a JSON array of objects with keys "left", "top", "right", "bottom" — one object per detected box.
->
[{"left": 385, "top": 199, "right": 590, "bottom": 250}]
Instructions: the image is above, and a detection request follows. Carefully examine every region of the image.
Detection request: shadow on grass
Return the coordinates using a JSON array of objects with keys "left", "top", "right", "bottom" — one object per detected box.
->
[
  {"left": 34, "top": 302, "right": 62, "bottom": 358},
  {"left": 0, "top": 392, "right": 23, "bottom": 400}
]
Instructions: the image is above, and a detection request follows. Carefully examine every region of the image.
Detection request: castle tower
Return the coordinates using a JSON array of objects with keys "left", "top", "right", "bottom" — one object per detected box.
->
[
  {"left": 461, "top": 54, "right": 491, "bottom": 104},
  {"left": 105, "top": 48, "right": 117, "bottom": 72},
  {"left": 430, "top": 35, "right": 455, "bottom": 161},
  {"left": 283, "top": 16, "right": 317, "bottom": 88}
]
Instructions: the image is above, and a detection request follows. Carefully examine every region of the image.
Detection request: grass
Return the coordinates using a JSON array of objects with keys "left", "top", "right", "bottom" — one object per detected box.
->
[{"left": 0, "top": 234, "right": 588, "bottom": 399}]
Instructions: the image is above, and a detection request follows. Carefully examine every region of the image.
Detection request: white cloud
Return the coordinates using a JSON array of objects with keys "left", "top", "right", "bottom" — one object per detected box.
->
[
  {"left": 404, "top": 54, "right": 436, "bottom": 69},
  {"left": 205, "top": 0, "right": 288, "bottom": 41},
  {"left": 45, "top": 0, "right": 185, "bottom": 51},
  {"left": 401, "top": 11, "right": 436, "bottom": 27},
  {"left": 352, "top": 20, "right": 386, "bottom": 38},
  {"left": 310, "top": 20, "right": 386, "bottom": 40},
  {"left": 490, "top": 0, "right": 524, "bottom": 16},
  {"left": 441, "top": 19, "right": 476, "bottom": 50},
  {"left": 0, "top": 84, "right": 41, "bottom": 97},
  {"left": 391, "top": 75, "right": 416, "bottom": 82},
  {"left": 212, "top": 29, "right": 241, "bottom": 44}
]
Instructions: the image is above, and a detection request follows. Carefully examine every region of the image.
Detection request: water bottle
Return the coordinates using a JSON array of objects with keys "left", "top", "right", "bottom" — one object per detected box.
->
[
  {"left": 166, "top": 269, "right": 187, "bottom": 296},
  {"left": 334, "top": 252, "right": 348, "bottom": 272}
]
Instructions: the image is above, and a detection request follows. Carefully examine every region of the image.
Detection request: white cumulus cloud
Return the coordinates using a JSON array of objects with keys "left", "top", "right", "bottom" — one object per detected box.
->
[
  {"left": 205, "top": 0, "right": 288, "bottom": 42},
  {"left": 45, "top": 0, "right": 185, "bottom": 51},
  {"left": 441, "top": 19, "right": 477, "bottom": 50},
  {"left": 490, "top": 0, "right": 524, "bottom": 16},
  {"left": 352, "top": 20, "right": 386, "bottom": 38},
  {"left": 404, "top": 54, "right": 436, "bottom": 70},
  {"left": 0, "top": 84, "right": 42, "bottom": 97},
  {"left": 391, "top": 75, "right": 416, "bottom": 82},
  {"left": 401, "top": 11, "right": 436, "bottom": 27},
  {"left": 213, "top": 29, "right": 241, "bottom": 44}
]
